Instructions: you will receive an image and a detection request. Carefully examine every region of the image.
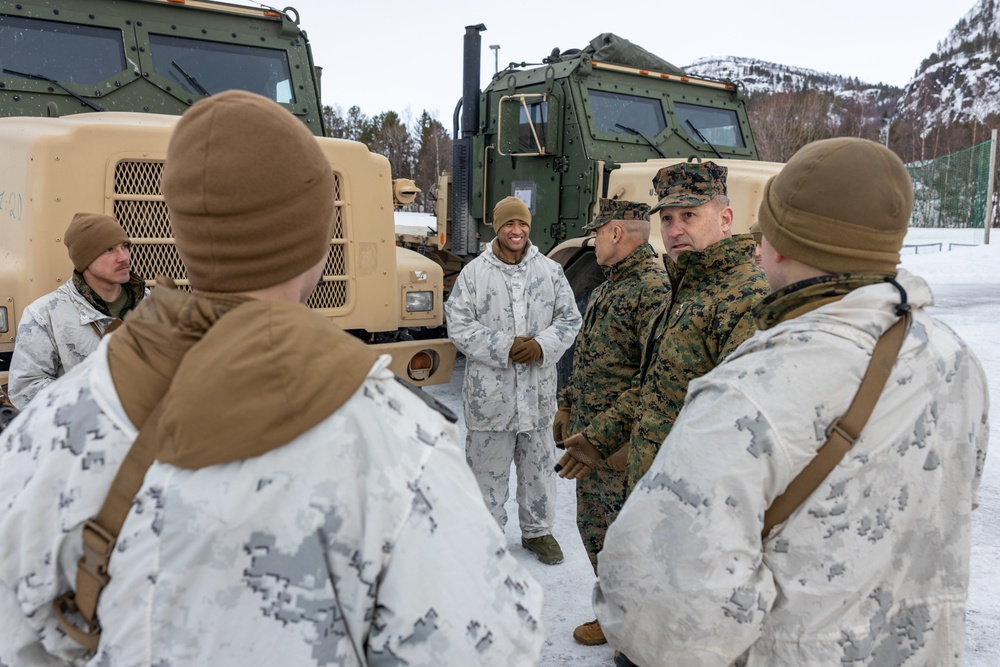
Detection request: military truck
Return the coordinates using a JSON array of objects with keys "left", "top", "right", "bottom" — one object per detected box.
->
[
  {"left": 0, "top": 0, "right": 454, "bottom": 394},
  {"left": 410, "top": 26, "right": 782, "bottom": 298}
]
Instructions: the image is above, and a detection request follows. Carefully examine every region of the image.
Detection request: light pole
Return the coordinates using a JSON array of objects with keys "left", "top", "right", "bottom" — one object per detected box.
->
[{"left": 489, "top": 44, "right": 500, "bottom": 74}]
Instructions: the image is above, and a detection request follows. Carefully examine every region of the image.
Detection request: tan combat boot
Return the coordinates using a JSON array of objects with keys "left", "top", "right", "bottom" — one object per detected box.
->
[{"left": 572, "top": 618, "right": 607, "bottom": 646}]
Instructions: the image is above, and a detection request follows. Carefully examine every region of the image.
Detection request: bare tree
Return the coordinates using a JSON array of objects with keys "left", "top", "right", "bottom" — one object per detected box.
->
[{"left": 747, "top": 91, "right": 835, "bottom": 161}]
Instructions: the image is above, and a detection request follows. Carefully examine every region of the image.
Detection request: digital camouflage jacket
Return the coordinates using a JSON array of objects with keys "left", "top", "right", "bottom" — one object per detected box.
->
[
  {"left": 583, "top": 235, "right": 769, "bottom": 486},
  {"left": 559, "top": 243, "right": 669, "bottom": 434}
]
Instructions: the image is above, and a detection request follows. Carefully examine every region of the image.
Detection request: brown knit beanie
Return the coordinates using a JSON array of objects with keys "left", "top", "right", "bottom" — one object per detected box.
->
[
  {"left": 64, "top": 212, "right": 129, "bottom": 272},
  {"left": 162, "top": 90, "right": 334, "bottom": 292},
  {"left": 758, "top": 137, "right": 912, "bottom": 274},
  {"left": 492, "top": 196, "right": 531, "bottom": 233}
]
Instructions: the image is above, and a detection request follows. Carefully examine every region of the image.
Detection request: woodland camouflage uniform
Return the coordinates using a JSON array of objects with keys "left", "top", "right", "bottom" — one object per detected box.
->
[
  {"left": 559, "top": 241, "right": 668, "bottom": 571},
  {"left": 583, "top": 234, "right": 769, "bottom": 491}
]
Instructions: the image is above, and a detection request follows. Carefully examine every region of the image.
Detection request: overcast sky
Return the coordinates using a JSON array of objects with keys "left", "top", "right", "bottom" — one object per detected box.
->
[{"left": 272, "top": 0, "right": 974, "bottom": 128}]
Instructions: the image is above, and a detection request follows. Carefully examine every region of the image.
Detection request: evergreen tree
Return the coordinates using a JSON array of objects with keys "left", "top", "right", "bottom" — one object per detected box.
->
[{"left": 413, "top": 111, "right": 453, "bottom": 211}]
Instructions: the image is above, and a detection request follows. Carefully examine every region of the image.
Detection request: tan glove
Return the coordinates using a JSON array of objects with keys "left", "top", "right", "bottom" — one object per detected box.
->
[
  {"left": 606, "top": 444, "right": 629, "bottom": 472},
  {"left": 552, "top": 407, "right": 571, "bottom": 443},
  {"left": 555, "top": 433, "right": 602, "bottom": 480},
  {"left": 510, "top": 336, "right": 543, "bottom": 364}
]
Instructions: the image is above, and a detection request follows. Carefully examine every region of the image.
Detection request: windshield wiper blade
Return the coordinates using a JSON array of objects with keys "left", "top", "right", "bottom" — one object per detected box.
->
[
  {"left": 171, "top": 61, "right": 210, "bottom": 97},
  {"left": 685, "top": 120, "right": 723, "bottom": 159},
  {"left": 2, "top": 68, "right": 106, "bottom": 111},
  {"left": 614, "top": 123, "right": 667, "bottom": 159}
]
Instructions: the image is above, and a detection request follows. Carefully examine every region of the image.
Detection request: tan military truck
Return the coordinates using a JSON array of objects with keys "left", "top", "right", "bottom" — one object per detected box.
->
[{"left": 0, "top": 0, "right": 454, "bottom": 394}]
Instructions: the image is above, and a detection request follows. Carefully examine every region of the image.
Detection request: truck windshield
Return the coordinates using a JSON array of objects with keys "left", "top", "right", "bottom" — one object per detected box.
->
[
  {"left": 675, "top": 102, "right": 745, "bottom": 148},
  {"left": 0, "top": 16, "right": 126, "bottom": 84},
  {"left": 149, "top": 34, "right": 295, "bottom": 103},
  {"left": 589, "top": 89, "right": 666, "bottom": 138}
]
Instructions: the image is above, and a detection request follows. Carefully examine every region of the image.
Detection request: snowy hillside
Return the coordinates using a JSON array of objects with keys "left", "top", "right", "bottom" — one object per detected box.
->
[
  {"left": 684, "top": 0, "right": 1000, "bottom": 130},
  {"left": 898, "top": 0, "right": 1000, "bottom": 125}
]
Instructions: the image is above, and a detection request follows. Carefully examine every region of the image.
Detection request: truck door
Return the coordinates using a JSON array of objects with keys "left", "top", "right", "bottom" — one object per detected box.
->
[{"left": 492, "top": 92, "right": 565, "bottom": 254}]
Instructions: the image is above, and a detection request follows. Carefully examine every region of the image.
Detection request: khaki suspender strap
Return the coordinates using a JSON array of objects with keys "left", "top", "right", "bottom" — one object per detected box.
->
[
  {"left": 762, "top": 312, "right": 910, "bottom": 537},
  {"left": 53, "top": 401, "right": 165, "bottom": 651}
]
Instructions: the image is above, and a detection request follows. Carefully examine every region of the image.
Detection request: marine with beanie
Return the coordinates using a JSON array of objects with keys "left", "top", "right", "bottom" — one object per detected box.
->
[
  {"left": 595, "top": 138, "right": 989, "bottom": 666},
  {"left": 7, "top": 213, "right": 146, "bottom": 408},
  {"left": 445, "top": 195, "right": 582, "bottom": 565},
  {"left": 554, "top": 199, "right": 669, "bottom": 646},
  {"left": 557, "top": 160, "right": 769, "bottom": 496},
  {"left": 0, "top": 91, "right": 544, "bottom": 666}
]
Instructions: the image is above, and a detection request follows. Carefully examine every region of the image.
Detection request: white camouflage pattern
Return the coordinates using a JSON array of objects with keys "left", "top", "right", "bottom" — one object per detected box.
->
[
  {"left": 7, "top": 282, "right": 115, "bottom": 409},
  {"left": 0, "top": 343, "right": 544, "bottom": 666},
  {"left": 445, "top": 243, "right": 581, "bottom": 432},
  {"left": 445, "top": 242, "right": 580, "bottom": 537},
  {"left": 595, "top": 269, "right": 989, "bottom": 666},
  {"left": 465, "top": 430, "right": 556, "bottom": 537}
]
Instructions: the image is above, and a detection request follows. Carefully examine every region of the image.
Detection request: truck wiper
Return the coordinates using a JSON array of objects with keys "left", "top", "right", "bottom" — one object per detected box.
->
[
  {"left": 685, "top": 120, "right": 723, "bottom": 159},
  {"left": 171, "top": 61, "right": 210, "bottom": 97},
  {"left": 1, "top": 68, "right": 106, "bottom": 111},
  {"left": 614, "top": 123, "right": 666, "bottom": 159}
]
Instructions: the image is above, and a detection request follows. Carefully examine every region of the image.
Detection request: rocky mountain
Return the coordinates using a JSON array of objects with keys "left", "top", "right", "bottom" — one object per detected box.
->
[
  {"left": 683, "top": 0, "right": 1000, "bottom": 132},
  {"left": 898, "top": 0, "right": 1000, "bottom": 126},
  {"left": 682, "top": 56, "right": 895, "bottom": 101},
  {"left": 683, "top": 56, "right": 901, "bottom": 136}
]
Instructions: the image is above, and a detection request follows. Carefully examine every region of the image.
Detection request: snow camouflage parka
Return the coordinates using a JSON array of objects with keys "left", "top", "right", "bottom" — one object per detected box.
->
[
  {"left": 446, "top": 242, "right": 582, "bottom": 431},
  {"left": 0, "top": 344, "right": 544, "bottom": 666},
  {"left": 583, "top": 234, "right": 769, "bottom": 488},
  {"left": 7, "top": 276, "right": 145, "bottom": 409},
  {"left": 594, "top": 269, "right": 989, "bottom": 667}
]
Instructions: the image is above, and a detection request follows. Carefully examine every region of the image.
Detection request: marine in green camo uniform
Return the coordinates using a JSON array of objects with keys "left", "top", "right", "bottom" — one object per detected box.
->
[
  {"left": 554, "top": 199, "right": 668, "bottom": 647},
  {"left": 557, "top": 159, "right": 770, "bottom": 494}
]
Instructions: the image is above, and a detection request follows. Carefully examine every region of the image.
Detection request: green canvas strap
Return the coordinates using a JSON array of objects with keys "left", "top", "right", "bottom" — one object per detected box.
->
[
  {"left": 763, "top": 312, "right": 910, "bottom": 537},
  {"left": 53, "top": 401, "right": 164, "bottom": 650}
]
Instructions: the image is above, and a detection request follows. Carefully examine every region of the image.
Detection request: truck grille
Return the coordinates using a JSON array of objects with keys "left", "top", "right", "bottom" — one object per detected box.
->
[{"left": 111, "top": 159, "right": 349, "bottom": 310}]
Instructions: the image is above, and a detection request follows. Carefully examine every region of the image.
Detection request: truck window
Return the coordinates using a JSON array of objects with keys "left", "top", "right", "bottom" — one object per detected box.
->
[
  {"left": 674, "top": 102, "right": 745, "bottom": 148},
  {"left": 0, "top": 16, "right": 125, "bottom": 84},
  {"left": 148, "top": 34, "right": 295, "bottom": 103},
  {"left": 519, "top": 100, "right": 548, "bottom": 153},
  {"left": 589, "top": 89, "right": 666, "bottom": 137}
]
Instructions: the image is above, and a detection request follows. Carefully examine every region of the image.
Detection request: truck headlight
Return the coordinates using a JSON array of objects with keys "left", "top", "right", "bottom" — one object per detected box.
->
[
  {"left": 405, "top": 291, "right": 434, "bottom": 312},
  {"left": 0, "top": 306, "right": 7, "bottom": 334}
]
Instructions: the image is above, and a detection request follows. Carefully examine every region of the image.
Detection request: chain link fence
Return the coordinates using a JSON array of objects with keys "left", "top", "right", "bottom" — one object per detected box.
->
[{"left": 906, "top": 136, "right": 996, "bottom": 245}]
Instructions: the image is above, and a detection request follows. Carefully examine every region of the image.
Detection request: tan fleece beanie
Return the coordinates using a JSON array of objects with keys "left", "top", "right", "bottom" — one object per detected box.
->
[
  {"left": 64, "top": 212, "right": 129, "bottom": 272},
  {"left": 758, "top": 137, "right": 912, "bottom": 274},
  {"left": 492, "top": 196, "right": 531, "bottom": 233},
  {"left": 162, "top": 90, "right": 334, "bottom": 292}
]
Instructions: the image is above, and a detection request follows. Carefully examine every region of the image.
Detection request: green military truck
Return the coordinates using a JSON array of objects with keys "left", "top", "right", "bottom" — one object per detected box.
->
[
  {"left": 0, "top": 0, "right": 454, "bottom": 397},
  {"left": 395, "top": 26, "right": 783, "bottom": 386},
  {"left": 408, "top": 26, "right": 781, "bottom": 298}
]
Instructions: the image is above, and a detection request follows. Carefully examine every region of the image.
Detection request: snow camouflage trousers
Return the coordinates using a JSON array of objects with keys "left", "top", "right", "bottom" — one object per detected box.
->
[{"left": 466, "top": 429, "right": 556, "bottom": 537}]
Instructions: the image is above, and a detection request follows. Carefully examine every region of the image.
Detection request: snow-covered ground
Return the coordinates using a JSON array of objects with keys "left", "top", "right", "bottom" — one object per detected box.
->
[{"left": 425, "top": 230, "right": 1000, "bottom": 666}]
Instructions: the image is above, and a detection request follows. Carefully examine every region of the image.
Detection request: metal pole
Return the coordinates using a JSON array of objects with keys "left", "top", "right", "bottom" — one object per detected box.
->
[
  {"left": 985, "top": 128, "right": 997, "bottom": 244},
  {"left": 489, "top": 44, "right": 500, "bottom": 75}
]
